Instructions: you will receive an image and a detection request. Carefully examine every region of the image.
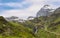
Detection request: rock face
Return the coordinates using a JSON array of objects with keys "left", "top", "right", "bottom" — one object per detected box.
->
[{"left": 36, "top": 5, "right": 54, "bottom": 17}]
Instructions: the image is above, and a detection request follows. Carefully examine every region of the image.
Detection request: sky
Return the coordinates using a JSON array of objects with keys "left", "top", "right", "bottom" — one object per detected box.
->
[{"left": 0, "top": 0, "right": 60, "bottom": 19}]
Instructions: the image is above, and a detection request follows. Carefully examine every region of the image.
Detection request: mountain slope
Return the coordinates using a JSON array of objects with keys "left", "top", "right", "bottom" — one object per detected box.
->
[
  {"left": 0, "top": 7, "right": 60, "bottom": 38},
  {"left": 25, "top": 7, "right": 60, "bottom": 38},
  {"left": 0, "top": 16, "right": 35, "bottom": 38}
]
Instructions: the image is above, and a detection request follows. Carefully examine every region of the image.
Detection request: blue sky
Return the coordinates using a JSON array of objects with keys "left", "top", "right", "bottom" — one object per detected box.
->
[
  {"left": 0, "top": 0, "right": 60, "bottom": 19},
  {"left": 0, "top": 0, "right": 30, "bottom": 10}
]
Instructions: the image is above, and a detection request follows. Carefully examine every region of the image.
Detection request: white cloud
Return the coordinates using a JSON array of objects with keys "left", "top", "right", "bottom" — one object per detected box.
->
[{"left": 0, "top": 0, "right": 60, "bottom": 19}]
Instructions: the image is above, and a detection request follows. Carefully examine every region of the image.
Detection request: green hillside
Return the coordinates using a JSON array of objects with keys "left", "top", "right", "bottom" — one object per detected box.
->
[
  {"left": 0, "top": 7, "right": 60, "bottom": 38},
  {"left": 0, "top": 16, "right": 35, "bottom": 38},
  {"left": 22, "top": 7, "right": 60, "bottom": 38}
]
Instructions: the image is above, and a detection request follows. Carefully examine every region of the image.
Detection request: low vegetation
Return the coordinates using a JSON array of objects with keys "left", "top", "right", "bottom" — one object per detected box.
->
[{"left": 0, "top": 7, "right": 60, "bottom": 38}]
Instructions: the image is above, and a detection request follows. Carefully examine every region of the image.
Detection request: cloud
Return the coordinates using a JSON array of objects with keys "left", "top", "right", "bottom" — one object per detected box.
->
[
  {"left": 0, "top": 9, "right": 34, "bottom": 19},
  {"left": 0, "top": 0, "right": 45, "bottom": 18},
  {"left": 0, "top": 0, "right": 60, "bottom": 19}
]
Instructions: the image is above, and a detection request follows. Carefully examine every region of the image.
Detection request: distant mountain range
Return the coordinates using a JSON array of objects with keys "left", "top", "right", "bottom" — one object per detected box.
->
[{"left": 5, "top": 16, "right": 25, "bottom": 22}]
